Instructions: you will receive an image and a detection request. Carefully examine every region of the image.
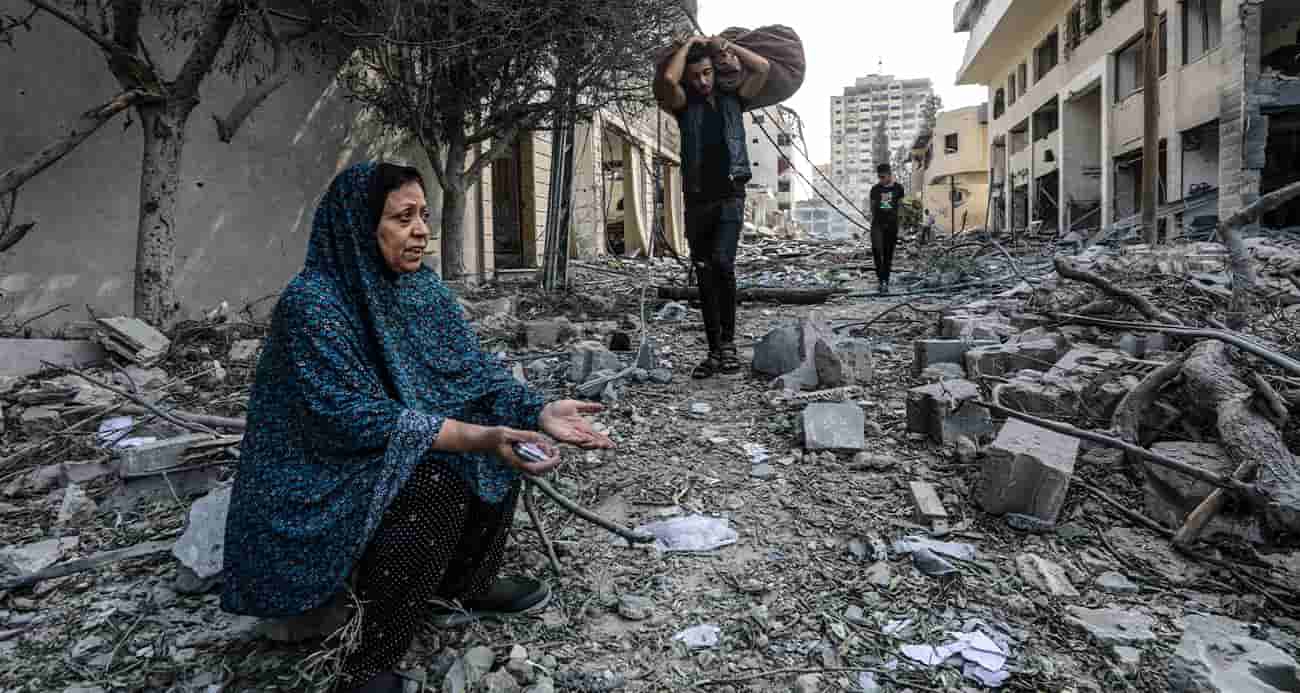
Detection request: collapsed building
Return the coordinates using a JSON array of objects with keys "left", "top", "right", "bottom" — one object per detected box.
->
[{"left": 953, "top": 0, "right": 1300, "bottom": 240}]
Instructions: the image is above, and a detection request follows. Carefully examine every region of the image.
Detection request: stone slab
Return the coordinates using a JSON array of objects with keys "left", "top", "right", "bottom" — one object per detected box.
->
[
  {"left": 0, "top": 339, "right": 106, "bottom": 378},
  {"left": 1168, "top": 613, "right": 1300, "bottom": 693},
  {"left": 802, "top": 403, "right": 866, "bottom": 451},
  {"left": 905, "top": 379, "right": 993, "bottom": 444}
]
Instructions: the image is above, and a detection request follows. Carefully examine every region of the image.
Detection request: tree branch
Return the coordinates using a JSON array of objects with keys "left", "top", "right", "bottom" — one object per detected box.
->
[
  {"left": 1220, "top": 180, "right": 1300, "bottom": 319},
  {"left": 464, "top": 126, "right": 522, "bottom": 183},
  {"left": 110, "top": 0, "right": 141, "bottom": 52},
  {"left": 0, "top": 90, "right": 157, "bottom": 197},
  {"left": 0, "top": 191, "right": 35, "bottom": 254},
  {"left": 172, "top": 0, "right": 241, "bottom": 100},
  {"left": 211, "top": 4, "right": 296, "bottom": 143},
  {"left": 1054, "top": 256, "right": 1182, "bottom": 325},
  {"left": 26, "top": 0, "right": 121, "bottom": 53}
]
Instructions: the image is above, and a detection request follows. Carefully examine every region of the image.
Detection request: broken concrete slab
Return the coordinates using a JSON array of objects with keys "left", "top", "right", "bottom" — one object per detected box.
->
[
  {"left": 0, "top": 537, "right": 79, "bottom": 575},
  {"left": 1016, "top": 553, "right": 1079, "bottom": 597},
  {"left": 3, "top": 462, "right": 67, "bottom": 498},
  {"left": 173, "top": 485, "right": 232, "bottom": 582},
  {"left": 94, "top": 317, "right": 170, "bottom": 366},
  {"left": 992, "top": 373, "right": 1076, "bottom": 420},
  {"left": 1066, "top": 606, "right": 1158, "bottom": 647},
  {"left": 1168, "top": 613, "right": 1300, "bottom": 693},
  {"left": 116, "top": 434, "right": 214, "bottom": 478},
  {"left": 965, "top": 337, "right": 1069, "bottom": 379},
  {"left": 912, "top": 339, "right": 998, "bottom": 377},
  {"left": 755, "top": 315, "right": 847, "bottom": 391},
  {"left": 1105, "top": 526, "right": 1208, "bottom": 587},
  {"left": 567, "top": 342, "right": 622, "bottom": 383},
  {"left": 802, "top": 403, "right": 866, "bottom": 451},
  {"left": 0, "top": 339, "right": 106, "bottom": 378},
  {"left": 905, "top": 379, "right": 993, "bottom": 444},
  {"left": 111, "top": 468, "right": 223, "bottom": 510},
  {"left": 978, "top": 418, "right": 1079, "bottom": 524}
]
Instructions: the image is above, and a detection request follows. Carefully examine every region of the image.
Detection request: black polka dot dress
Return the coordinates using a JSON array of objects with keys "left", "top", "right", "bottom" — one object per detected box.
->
[{"left": 335, "top": 459, "right": 518, "bottom": 689}]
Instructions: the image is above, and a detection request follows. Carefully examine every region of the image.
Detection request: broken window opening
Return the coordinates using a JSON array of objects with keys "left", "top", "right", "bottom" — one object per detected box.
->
[
  {"left": 1036, "top": 31, "right": 1061, "bottom": 81},
  {"left": 945, "top": 133, "right": 960, "bottom": 154},
  {"left": 1183, "top": 0, "right": 1222, "bottom": 64}
]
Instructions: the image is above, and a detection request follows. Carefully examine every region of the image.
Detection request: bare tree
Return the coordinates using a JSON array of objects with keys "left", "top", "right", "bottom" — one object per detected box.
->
[
  {"left": 0, "top": 1, "right": 331, "bottom": 324},
  {"left": 338, "top": 0, "right": 682, "bottom": 280}
]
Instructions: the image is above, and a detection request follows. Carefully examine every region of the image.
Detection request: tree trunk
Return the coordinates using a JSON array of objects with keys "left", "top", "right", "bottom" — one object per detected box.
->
[
  {"left": 1181, "top": 341, "right": 1300, "bottom": 535},
  {"left": 440, "top": 135, "right": 469, "bottom": 281},
  {"left": 133, "top": 103, "right": 191, "bottom": 326}
]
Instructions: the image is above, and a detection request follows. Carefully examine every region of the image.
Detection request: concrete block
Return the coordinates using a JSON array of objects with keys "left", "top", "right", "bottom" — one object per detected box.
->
[
  {"left": 912, "top": 339, "right": 998, "bottom": 376},
  {"left": 116, "top": 434, "right": 214, "bottom": 478},
  {"left": 95, "top": 317, "right": 170, "bottom": 365},
  {"left": 19, "top": 406, "right": 63, "bottom": 435},
  {"left": 941, "top": 312, "right": 1018, "bottom": 341},
  {"left": 567, "top": 342, "right": 621, "bottom": 383},
  {"left": 228, "top": 339, "right": 262, "bottom": 362},
  {"left": 965, "top": 337, "right": 1069, "bottom": 378},
  {"left": 978, "top": 418, "right": 1079, "bottom": 524},
  {"left": 908, "top": 481, "right": 948, "bottom": 527},
  {"left": 0, "top": 339, "right": 105, "bottom": 378},
  {"left": 801, "top": 403, "right": 866, "bottom": 451},
  {"left": 905, "top": 379, "right": 993, "bottom": 444}
]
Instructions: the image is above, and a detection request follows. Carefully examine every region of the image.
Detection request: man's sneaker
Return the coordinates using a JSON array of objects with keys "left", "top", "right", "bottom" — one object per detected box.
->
[{"left": 430, "top": 576, "right": 551, "bottom": 627}]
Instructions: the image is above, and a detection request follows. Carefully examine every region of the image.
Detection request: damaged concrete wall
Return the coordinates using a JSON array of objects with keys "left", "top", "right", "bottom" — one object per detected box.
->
[{"left": 0, "top": 3, "right": 376, "bottom": 330}]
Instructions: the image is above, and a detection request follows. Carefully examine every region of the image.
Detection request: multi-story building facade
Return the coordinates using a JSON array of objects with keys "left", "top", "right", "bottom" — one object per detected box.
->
[
  {"left": 911, "top": 104, "right": 993, "bottom": 236},
  {"left": 831, "top": 75, "right": 937, "bottom": 208},
  {"left": 743, "top": 108, "right": 799, "bottom": 215},
  {"left": 953, "top": 0, "right": 1300, "bottom": 239}
]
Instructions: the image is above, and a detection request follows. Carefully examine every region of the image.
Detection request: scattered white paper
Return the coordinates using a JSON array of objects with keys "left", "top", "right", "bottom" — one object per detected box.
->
[
  {"left": 635, "top": 515, "right": 738, "bottom": 553},
  {"left": 742, "top": 443, "right": 770, "bottom": 465},
  {"left": 882, "top": 618, "right": 914, "bottom": 636},
  {"left": 96, "top": 416, "right": 135, "bottom": 447},
  {"left": 898, "top": 627, "right": 1012, "bottom": 687},
  {"left": 891, "top": 536, "right": 977, "bottom": 562},
  {"left": 673, "top": 624, "right": 721, "bottom": 649}
]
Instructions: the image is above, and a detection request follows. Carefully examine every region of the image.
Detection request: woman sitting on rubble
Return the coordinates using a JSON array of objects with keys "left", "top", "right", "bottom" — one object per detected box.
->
[{"left": 220, "top": 162, "right": 613, "bottom": 693}]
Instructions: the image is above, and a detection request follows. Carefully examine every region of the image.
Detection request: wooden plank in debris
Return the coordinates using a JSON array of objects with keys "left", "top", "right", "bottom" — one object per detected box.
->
[
  {"left": 0, "top": 540, "right": 173, "bottom": 592},
  {"left": 908, "top": 481, "right": 949, "bottom": 530}
]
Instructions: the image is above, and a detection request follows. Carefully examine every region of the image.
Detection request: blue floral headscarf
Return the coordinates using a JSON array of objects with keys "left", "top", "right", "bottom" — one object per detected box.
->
[{"left": 221, "top": 162, "right": 543, "bottom": 618}]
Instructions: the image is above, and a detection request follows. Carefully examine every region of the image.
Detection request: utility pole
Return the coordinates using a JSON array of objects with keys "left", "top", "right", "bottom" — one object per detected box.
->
[{"left": 1141, "top": 0, "right": 1160, "bottom": 244}]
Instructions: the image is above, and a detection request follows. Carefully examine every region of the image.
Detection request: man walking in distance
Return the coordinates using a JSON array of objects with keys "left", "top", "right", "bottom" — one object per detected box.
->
[
  {"left": 869, "top": 163, "right": 906, "bottom": 295},
  {"left": 655, "top": 35, "right": 770, "bottom": 379}
]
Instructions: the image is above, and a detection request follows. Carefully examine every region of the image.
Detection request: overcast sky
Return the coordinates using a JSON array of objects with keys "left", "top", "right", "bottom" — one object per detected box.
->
[{"left": 697, "top": 0, "right": 987, "bottom": 182}]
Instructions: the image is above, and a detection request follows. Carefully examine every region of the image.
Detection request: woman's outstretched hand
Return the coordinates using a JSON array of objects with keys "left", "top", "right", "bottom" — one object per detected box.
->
[
  {"left": 540, "top": 400, "right": 615, "bottom": 450},
  {"left": 484, "top": 427, "right": 562, "bottom": 476}
]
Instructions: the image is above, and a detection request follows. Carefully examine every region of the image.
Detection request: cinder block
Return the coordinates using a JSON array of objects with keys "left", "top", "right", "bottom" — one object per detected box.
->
[
  {"left": 906, "top": 379, "right": 993, "bottom": 444},
  {"left": 912, "top": 339, "right": 997, "bottom": 376},
  {"left": 978, "top": 418, "right": 1079, "bottom": 524},
  {"left": 965, "top": 337, "right": 1069, "bottom": 378}
]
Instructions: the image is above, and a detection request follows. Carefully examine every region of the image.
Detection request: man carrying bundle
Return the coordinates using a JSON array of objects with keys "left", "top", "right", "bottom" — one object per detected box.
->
[{"left": 655, "top": 36, "right": 770, "bottom": 379}]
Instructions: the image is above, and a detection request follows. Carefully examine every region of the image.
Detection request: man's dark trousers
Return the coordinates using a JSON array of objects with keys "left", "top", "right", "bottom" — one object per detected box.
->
[
  {"left": 871, "top": 221, "right": 899, "bottom": 285},
  {"left": 686, "top": 198, "right": 743, "bottom": 354}
]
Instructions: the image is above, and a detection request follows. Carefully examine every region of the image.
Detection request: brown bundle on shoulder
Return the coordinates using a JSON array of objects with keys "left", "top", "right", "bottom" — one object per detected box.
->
[{"left": 654, "top": 25, "right": 805, "bottom": 111}]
